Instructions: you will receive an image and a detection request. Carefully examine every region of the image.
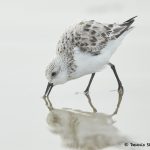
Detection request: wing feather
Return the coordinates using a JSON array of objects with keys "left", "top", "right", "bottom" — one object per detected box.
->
[
  {"left": 56, "top": 18, "right": 135, "bottom": 56},
  {"left": 73, "top": 20, "right": 111, "bottom": 55}
]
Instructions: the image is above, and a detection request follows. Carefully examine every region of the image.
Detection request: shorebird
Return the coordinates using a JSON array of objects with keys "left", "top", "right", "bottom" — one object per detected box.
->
[{"left": 43, "top": 16, "right": 137, "bottom": 115}]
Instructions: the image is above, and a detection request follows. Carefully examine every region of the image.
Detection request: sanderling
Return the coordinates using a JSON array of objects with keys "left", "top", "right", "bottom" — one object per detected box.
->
[{"left": 43, "top": 16, "right": 137, "bottom": 115}]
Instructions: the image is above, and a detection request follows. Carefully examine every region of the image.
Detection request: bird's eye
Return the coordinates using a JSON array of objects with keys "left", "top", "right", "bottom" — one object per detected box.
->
[{"left": 51, "top": 72, "right": 57, "bottom": 77}]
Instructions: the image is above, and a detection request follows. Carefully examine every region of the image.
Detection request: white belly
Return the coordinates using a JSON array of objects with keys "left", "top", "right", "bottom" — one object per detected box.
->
[{"left": 73, "top": 39, "right": 123, "bottom": 78}]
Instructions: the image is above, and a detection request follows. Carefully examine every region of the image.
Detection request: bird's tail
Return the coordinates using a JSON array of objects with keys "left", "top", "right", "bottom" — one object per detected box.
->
[
  {"left": 121, "top": 16, "right": 137, "bottom": 27},
  {"left": 115, "top": 16, "right": 137, "bottom": 38}
]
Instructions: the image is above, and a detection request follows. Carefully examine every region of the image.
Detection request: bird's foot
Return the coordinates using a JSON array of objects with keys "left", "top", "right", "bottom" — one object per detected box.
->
[
  {"left": 92, "top": 107, "right": 97, "bottom": 113},
  {"left": 75, "top": 90, "right": 89, "bottom": 95},
  {"left": 111, "top": 85, "right": 124, "bottom": 116},
  {"left": 84, "top": 89, "right": 89, "bottom": 95},
  {"left": 111, "top": 110, "right": 118, "bottom": 116}
]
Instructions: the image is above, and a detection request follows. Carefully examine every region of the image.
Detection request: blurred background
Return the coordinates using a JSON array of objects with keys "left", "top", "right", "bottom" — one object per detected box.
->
[{"left": 0, "top": 0, "right": 150, "bottom": 149}]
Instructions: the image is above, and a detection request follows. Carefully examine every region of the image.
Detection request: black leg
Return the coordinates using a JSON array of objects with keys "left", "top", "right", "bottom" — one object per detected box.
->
[
  {"left": 84, "top": 73, "right": 97, "bottom": 112},
  {"left": 84, "top": 73, "right": 95, "bottom": 94},
  {"left": 108, "top": 63, "right": 124, "bottom": 115}
]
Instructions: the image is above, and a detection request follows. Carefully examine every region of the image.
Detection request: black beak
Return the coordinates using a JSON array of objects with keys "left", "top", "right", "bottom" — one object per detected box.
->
[{"left": 44, "top": 82, "right": 53, "bottom": 97}]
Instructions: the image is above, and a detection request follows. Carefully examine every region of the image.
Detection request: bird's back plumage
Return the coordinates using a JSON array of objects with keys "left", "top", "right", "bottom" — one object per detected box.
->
[{"left": 56, "top": 17, "right": 136, "bottom": 56}]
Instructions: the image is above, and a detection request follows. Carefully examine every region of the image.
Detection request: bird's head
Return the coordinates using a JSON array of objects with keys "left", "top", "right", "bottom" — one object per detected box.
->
[
  {"left": 45, "top": 57, "right": 68, "bottom": 85},
  {"left": 44, "top": 57, "right": 68, "bottom": 97}
]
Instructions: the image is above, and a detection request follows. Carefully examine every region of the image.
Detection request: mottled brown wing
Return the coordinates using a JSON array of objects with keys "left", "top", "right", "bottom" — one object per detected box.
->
[
  {"left": 56, "top": 20, "right": 130, "bottom": 56},
  {"left": 73, "top": 20, "right": 111, "bottom": 55}
]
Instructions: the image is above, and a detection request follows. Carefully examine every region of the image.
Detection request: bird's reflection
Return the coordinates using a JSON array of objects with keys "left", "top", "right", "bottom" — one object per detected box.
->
[{"left": 46, "top": 107, "right": 130, "bottom": 150}]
